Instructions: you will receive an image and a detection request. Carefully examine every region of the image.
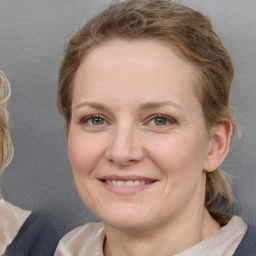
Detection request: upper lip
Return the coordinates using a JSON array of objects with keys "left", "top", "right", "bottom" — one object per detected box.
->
[{"left": 98, "top": 175, "right": 157, "bottom": 182}]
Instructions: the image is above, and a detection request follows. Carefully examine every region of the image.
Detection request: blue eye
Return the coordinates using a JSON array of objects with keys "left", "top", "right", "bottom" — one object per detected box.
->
[
  {"left": 81, "top": 115, "right": 106, "bottom": 126},
  {"left": 154, "top": 116, "right": 168, "bottom": 126},
  {"left": 148, "top": 114, "right": 176, "bottom": 127},
  {"left": 90, "top": 116, "right": 105, "bottom": 125}
]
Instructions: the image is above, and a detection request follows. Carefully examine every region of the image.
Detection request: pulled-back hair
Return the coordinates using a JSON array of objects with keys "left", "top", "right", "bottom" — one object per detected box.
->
[
  {"left": 0, "top": 71, "right": 13, "bottom": 174},
  {"left": 58, "top": 0, "right": 238, "bottom": 210}
]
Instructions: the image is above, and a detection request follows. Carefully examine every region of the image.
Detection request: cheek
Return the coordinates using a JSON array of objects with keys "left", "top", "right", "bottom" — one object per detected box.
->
[
  {"left": 147, "top": 136, "right": 188, "bottom": 165},
  {"left": 146, "top": 133, "right": 208, "bottom": 177},
  {"left": 67, "top": 131, "right": 103, "bottom": 176}
]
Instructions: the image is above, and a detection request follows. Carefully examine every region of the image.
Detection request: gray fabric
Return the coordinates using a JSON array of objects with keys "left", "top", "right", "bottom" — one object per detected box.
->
[
  {"left": 0, "top": 0, "right": 256, "bottom": 237},
  {"left": 234, "top": 226, "right": 256, "bottom": 255},
  {"left": 4, "top": 211, "right": 60, "bottom": 256}
]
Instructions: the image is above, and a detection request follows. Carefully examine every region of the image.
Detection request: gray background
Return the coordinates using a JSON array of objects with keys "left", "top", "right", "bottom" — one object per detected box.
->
[{"left": 0, "top": 0, "right": 255, "bottom": 237}]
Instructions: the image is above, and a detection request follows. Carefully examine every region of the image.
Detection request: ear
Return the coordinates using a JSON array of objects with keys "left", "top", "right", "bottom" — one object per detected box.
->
[{"left": 204, "top": 121, "right": 233, "bottom": 172}]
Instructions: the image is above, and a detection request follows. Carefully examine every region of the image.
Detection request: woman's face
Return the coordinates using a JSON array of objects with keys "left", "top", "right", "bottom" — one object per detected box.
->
[{"left": 68, "top": 38, "right": 216, "bottom": 230}]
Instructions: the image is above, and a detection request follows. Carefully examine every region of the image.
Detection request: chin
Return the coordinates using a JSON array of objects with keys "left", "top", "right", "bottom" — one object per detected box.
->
[
  {"left": 95, "top": 205, "right": 157, "bottom": 230},
  {"left": 105, "top": 217, "right": 152, "bottom": 230}
]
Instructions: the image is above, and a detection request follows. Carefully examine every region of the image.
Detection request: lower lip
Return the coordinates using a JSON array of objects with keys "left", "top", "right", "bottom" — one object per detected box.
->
[{"left": 100, "top": 180, "right": 156, "bottom": 194}]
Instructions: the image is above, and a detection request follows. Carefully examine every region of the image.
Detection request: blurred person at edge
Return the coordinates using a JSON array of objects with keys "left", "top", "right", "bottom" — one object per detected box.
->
[
  {"left": 0, "top": 71, "right": 60, "bottom": 256},
  {"left": 55, "top": 0, "right": 256, "bottom": 255}
]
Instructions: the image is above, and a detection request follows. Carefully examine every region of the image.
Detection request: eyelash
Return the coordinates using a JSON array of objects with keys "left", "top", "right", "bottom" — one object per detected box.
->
[
  {"left": 80, "top": 115, "right": 108, "bottom": 126},
  {"left": 146, "top": 114, "right": 177, "bottom": 127},
  {"left": 79, "top": 114, "right": 177, "bottom": 129}
]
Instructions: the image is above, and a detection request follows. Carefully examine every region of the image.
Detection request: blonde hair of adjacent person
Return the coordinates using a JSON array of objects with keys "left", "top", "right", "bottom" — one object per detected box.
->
[
  {"left": 0, "top": 72, "right": 59, "bottom": 255},
  {"left": 57, "top": 0, "right": 239, "bottom": 211},
  {"left": 0, "top": 71, "right": 13, "bottom": 176}
]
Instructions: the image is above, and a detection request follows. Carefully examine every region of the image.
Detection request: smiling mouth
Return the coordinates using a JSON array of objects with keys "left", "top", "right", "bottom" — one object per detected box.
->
[
  {"left": 99, "top": 176, "right": 157, "bottom": 194},
  {"left": 104, "top": 180, "right": 153, "bottom": 187}
]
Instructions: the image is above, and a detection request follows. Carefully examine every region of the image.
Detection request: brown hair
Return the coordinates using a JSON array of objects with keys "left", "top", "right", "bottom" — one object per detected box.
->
[
  {"left": 58, "top": 0, "right": 238, "bottom": 210},
  {"left": 0, "top": 71, "right": 13, "bottom": 174}
]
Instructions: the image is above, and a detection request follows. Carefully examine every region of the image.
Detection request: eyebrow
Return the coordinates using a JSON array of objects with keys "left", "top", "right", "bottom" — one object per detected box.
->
[
  {"left": 139, "top": 101, "right": 185, "bottom": 111},
  {"left": 74, "top": 101, "right": 109, "bottom": 111},
  {"left": 75, "top": 100, "right": 185, "bottom": 112}
]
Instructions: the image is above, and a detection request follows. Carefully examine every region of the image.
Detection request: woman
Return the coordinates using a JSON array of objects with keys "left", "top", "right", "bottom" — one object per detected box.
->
[
  {"left": 0, "top": 71, "right": 60, "bottom": 255},
  {"left": 55, "top": 0, "right": 256, "bottom": 255}
]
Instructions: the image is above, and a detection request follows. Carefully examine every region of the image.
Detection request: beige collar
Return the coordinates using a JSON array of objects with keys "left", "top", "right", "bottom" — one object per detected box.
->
[{"left": 55, "top": 214, "right": 247, "bottom": 256}]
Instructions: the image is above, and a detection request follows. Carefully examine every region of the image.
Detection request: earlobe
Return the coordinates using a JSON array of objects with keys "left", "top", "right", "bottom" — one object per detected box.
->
[{"left": 204, "top": 121, "right": 233, "bottom": 172}]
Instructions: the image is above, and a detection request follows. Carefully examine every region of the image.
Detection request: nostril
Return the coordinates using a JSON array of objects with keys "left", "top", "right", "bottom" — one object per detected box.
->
[{"left": 104, "top": 132, "right": 145, "bottom": 166}]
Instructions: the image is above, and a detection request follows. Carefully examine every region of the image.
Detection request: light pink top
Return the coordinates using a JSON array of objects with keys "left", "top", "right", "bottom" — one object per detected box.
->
[
  {"left": 55, "top": 214, "right": 247, "bottom": 256},
  {"left": 0, "top": 198, "right": 31, "bottom": 254}
]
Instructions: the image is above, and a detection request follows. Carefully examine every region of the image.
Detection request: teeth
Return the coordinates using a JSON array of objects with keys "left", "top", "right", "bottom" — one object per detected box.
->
[
  {"left": 125, "top": 180, "right": 133, "bottom": 186},
  {"left": 117, "top": 180, "right": 125, "bottom": 186},
  {"left": 134, "top": 180, "right": 141, "bottom": 186},
  {"left": 105, "top": 180, "right": 149, "bottom": 187}
]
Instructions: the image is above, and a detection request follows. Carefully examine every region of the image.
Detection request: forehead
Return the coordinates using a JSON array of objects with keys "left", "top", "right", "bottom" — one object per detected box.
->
[
  {"left": 73, "top": 38, "right": 200, "bottom": 108},
  {"left": 78, "top": 38, "right": 193, "bottom": 72}
]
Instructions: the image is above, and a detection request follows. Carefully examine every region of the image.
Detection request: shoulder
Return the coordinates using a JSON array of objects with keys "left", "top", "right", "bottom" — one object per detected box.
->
[
  {"left": 233, "top": 225, "right": 256, "bottom": 256},
  {"left": 61, "top": 222, "right": 104, "bottom": 242},
  {"left": 4, "top": 211, "right": 61, "bottom": 256},
  {"left": 55, "top": 222, "right": 104, "bottom": 256},
  {"left": 0, "top": 199, "right": 31, "bottom": 255}
]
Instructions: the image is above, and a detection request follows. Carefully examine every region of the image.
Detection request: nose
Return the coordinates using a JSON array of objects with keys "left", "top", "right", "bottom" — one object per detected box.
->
[{"left": 105, "top": 126, "right": 145, "bottom": 166}]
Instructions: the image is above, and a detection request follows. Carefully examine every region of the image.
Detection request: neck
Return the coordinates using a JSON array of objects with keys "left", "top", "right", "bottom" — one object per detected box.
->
[{"left": 104, "top": 208, "right": 220, "bottom": 256}]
